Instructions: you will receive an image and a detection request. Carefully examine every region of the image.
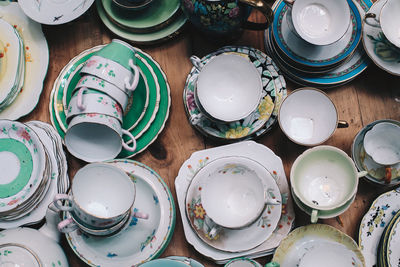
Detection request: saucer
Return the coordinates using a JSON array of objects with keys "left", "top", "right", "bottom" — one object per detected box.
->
[
  {"left": 184, "top": 46, "right": 287, "bottom": 141},
  {"left": 66, "top": 159, "right": 175, "bottom": 266},
  {"left": 362, "top": 0, "right": 400, "bottom": 76},
  {"left": 272, "top": 0, "right": 361, "bottom": 69},
  {"left": 351, "top": 119, "right": 400, "bottom": 186},
  {"left": 0, "top": 2, "right": 49, "bottom": 120},
  {"left": 18, "top": 0, "right": 94, "bottom": 25},
  {"left": 358, "top": 187, "right": 400, "bottom": 267},
  {"left": 272, "top": 224, "right": 365, "bottom": 266},
  {"left": 166, "top": 256, "right": 204, "bottom": 267},
  {"left": 175, "top": 141, "right": 295, "bottom": 263},
  {"left": 185, "top": 156, "right": 282, "bottom": 252}
]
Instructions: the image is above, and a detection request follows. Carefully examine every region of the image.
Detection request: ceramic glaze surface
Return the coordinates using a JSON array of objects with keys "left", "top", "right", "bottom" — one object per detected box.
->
[
  {"left": 387, "top": 213, "right": 400, "bottom": 267},
  {"left": 378, "top": 0, "right": 400, "bottom": 48},
  {"left": 196, "top": 54, "right": 263, "bottom": 122},
  {"left": 225, "top": 257, "right": 262, "bottom": 267}
]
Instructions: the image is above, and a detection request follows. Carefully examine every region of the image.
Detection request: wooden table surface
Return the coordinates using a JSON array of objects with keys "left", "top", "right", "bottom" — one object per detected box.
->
[{"left": 20, "top": 2, "right": 400, "bottom": 266}]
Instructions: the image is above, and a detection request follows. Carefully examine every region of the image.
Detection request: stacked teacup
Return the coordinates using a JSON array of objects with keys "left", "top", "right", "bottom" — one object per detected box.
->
[
  {"left": 53, "top": 163, "right": 148, "bottom": 236},
  {"left": 64, "top": 39, "right": 140, "bottom": 162}
]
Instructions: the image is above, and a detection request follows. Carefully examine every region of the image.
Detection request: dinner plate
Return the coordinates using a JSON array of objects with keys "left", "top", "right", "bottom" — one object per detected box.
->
[
  {"left": 0, "top": 2, "right": 49, "bottom": 120},
  {"left": 362, "top": 0, "right": 400, "bottom": 76},
  {"left": 102, "top": 0, "right": 181, "bottom": 33},
  {"left": 175, "top": 141, "right": 295, "bottom": 263},
  {"left": 66, "top": 159, "right": 175, "bottom": 267},
  {"left": 97, "top": 0, "right": 187, "bottom": 45},
  {"left": 358, "top": 187, "right": 400, "bottom": 267},
  {"left": 18, "top": 0, "right": 94, "bottom": 25}
]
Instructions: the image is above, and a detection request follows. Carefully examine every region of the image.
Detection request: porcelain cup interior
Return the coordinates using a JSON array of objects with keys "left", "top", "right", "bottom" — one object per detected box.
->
[
  {"left": 55, "top": 163, "right": 135, "bottom": 229},
  {"left": 364, "top": 0, "right": 400, "bottom": 48},
  {"left": 193, "top": 53, "right": 263, "bottom": 122},
  {"left": 278, "top": 88, "right": 345, "bottom": 146},
  {"left": 65, "top": 113, "right": 136, "bottom": 162},
  {"left": 363, "top": 122, "right": 400, "bottom": 166},
  {"left": 66, "top": 89, "right": 123, "bottom": 123},
  {"left": 286, "top": 0, "right": 351, "bottom": 45},
  {"left": 290, "top": 146, "right": 362, "bottom": 212},
  {"left": 74, "top": 75, "right": 130, "bottom": 112},
  {"left": 199, "top": 156, "right": 281, "bottom": 229}
]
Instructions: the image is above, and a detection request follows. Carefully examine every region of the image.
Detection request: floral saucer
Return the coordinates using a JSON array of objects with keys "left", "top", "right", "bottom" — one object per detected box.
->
[
  {"left": 65, "top": 159, "right": 175, "bottom": 266},
  {"left": 184, "top": 46, "right": 286, "bottom": 140},
  {"left": 18, "top": 0, "right": 94, "bottom": 25},
  {"left": 175, "top": 141, "right": 295, "bottom": 263},
  {"left": 0, "top": 2, "right": 49, "bottom": 120},
  {"left": 358, "top": 187, "right": 400, "bottom": 267},
  {"left": 351, "top": 119, "right": 400, "bottom": 186},
  {"left": 362, "top": 0, "right": 400, "bottom": 76}
]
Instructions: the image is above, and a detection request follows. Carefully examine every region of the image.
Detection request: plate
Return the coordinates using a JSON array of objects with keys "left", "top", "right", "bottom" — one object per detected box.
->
[
  {"left": 102, "top": 0, "right": 181, "bottom": 33},
  {"left": 18, "top": 0, "right": 94, "bottom": 25},
  {"left": 97, "top": 0, "right": 187, "bottom": 45},
  {"left": 0, "top": 2, "right": 49, "bottom": 120},
  {"left": 66, "top": 159, "right": 175, "bottom": 267},
  {"left": 387, "top": 212, "right": 400, "bottom": 267},
  {"left": 358, "top": 187, "right": 400, "bottom": 267},
  {"left": 272, "top": 0, "right": 361, "bottom": 69},
  {"left": 166, "top": 256, "right": 204, "bottom": 267},
  {"left": 362, "top": 0, "right": 400, "bottom": 76},
  {"left": 175, "top": 141, "right": 295, "bottom": 263}
]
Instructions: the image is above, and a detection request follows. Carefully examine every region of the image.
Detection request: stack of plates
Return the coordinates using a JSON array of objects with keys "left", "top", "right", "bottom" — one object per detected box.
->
[
  {"left": 359, "top": 188, "right": 400, "bottom": 267},
  {"left": 0, "top": 120, "right": 68, "bottom": 229},
  {"left": 175, "top": 141, "right": 295, "bottom": 264},
  {"left": 183, "top": 46, "right": 287, "bottom": 141},
  {"left": 264, "top": 0, "right": 373, "bottom": 89},
  {"left": 49, "top": 45, "right": 171, "bottom": 158},
  {"left": 96, "top": 0, "right": 187, "bottom": 45},
  {"left": 0, "top": 2, "right": 49, "bottom": 120}
]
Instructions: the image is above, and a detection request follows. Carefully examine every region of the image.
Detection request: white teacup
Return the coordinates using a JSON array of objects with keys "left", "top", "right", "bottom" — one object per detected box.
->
[
  {"left": 278, "top": 87, "right": 348, "bottom": 146},
  {"left": 65, "top": 113, "right": 136, "bottom": 162},
  {"left": 290, "top": 146, "right": 367, "bottom": 223},
  {"left": 364, "top": 0, "right": 400, "bottom": 48},
  {"left": 54, "top": 163, "right": 136, "bottom": 229},
  {"left": 284, "top": 0, "right": 350, "bottom": 45},
  {"left": 190, "top": 54, "right": 262, "bottom": 122}
]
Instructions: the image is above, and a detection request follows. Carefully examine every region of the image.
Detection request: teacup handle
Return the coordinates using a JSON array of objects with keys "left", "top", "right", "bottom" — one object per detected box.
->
[
  {"left": 204, "top": 216, "right": 221, "bottom": 240},
  {"left": 240, "top": 0, "right": 274, "bottom": 30},
  {"left": 57, "top": 218, "right": 79, "bottom": 233},
  {"left": 133, "top": 211, "right": 149, "bottom": 220},
  {"left": 121, "top": 129, "right": 137, "bottom": 152},
  {"left": 190, "top": 55, "right": 204, "bottom": 72},
  {"left": 283, "top": 0, "right": 294, "bottom": 5},
  {"left": 338, "top": 120, "right": 349, "bottom": 128},
  {"left": 385, "top": 167, "right": 392, "bottom": 184},
  {"left": 76, "top": 87, "right": 87, "bottom": 111},
  {"left": 311, "top": 209, "right": 318, "bottom": 223},
  {"left": 53, "top": 194, "right": 74, "bottom": 212},
  {"left": 357, "top": 170, "right": 369, "bottom": 178},
  {"left": 124, "top": 59, "right": 140, "bottom": 91},
  {"left": 266, "top": 262, "right": 280, "bottom": 267},
  {"left": 364, "top": 13, "right": 381, "bottom": 28},
  {"left": 265, "top": 197, "right": 281, "bottom": 206}
]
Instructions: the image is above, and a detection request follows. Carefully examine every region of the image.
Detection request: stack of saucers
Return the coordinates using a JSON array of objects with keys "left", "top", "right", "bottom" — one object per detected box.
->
[
  {"left": 264, "top": 0, "right": 373, "bottom": 89},
  {"left": 175, "top": 141, "right": 295, "bottom": 264},
  {"left": 96, "top": 0, "right": 187, "bottom": 45},
  {"left": 0, "top": 120, "right": 68, "bottom": 229},
  {"left": 183, "top": 46, "right": 287, "bottom": 141},
  {"left": 50, "top": 42, "right": 171, "bottom": 159}
]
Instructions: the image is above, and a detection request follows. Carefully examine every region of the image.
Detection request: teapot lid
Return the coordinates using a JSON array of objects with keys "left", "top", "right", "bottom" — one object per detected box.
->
[{"left": 0, "top": 244, "right": 41, "bottom": 267}]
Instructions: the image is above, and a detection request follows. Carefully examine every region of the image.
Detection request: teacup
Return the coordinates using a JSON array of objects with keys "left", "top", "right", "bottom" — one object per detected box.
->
[
  {"left": 197, "top": 156, "right": 281, "bottom": 238},
  {"left": 364, "top": 0, "right": 400, "bottom": 48},
  {"left": 283, "top": 0, "right": 351, "bottom": 45},
  {"left": 191, "top": 54, "right": 262, "bottom": 122},
  {"left": 53, "top": 163, "right": 136, "bottom": 229},
  {"left": 74, "top": 75, "right": 130, "bottom": 112},
  {"left": 181, "top": 0, "right": 274, "bottom": 38},
  {"left": 65, "top": 113, "right": 136, "bottom": 162},
  {"left": 290, "top": 146, "right": 367, "bottom": 223},
  {"left": 66, "top": 89, "right": 123, "bottom": 123},
  {"left": 278, "top": 87, "right": 349, "bottom": 146}
]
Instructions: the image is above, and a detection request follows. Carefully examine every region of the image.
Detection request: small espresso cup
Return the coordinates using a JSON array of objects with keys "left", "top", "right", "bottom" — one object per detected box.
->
[
  {"left": 278, "top": 87, "right": 349, "bottom": 146},
  {"left": 283, "top": 0, "right": 350, "bottom": 45},
  {"left": 181, "top": 0, "right": 274, "bottom": 37},
  {"left": 65, "top": 113, "right": 136, "bottom": 162},
  {"left": 364, "top": 0, "right": 400, "bottom": 48},
  {"left": 53, "top": 163, "right": 136, "bottom": 229},
  {"left": 290, "top": 146, "right": 367, "bottom": 223}
]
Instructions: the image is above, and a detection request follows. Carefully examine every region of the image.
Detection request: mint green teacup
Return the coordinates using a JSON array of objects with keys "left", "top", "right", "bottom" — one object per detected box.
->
[{"left": 290, "top": 146, "right": 367, "bottom": 223}]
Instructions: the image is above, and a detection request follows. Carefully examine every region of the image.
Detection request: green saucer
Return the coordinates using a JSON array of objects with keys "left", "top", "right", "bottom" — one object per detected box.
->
[{"left": 102, "top": 0, "right": 180, "bottom": 33}]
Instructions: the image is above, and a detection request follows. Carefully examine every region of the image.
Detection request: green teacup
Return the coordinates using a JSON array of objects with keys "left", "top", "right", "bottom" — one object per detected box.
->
[{"left": 95, "top": 39, "right": 135, "bottom": 70}]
